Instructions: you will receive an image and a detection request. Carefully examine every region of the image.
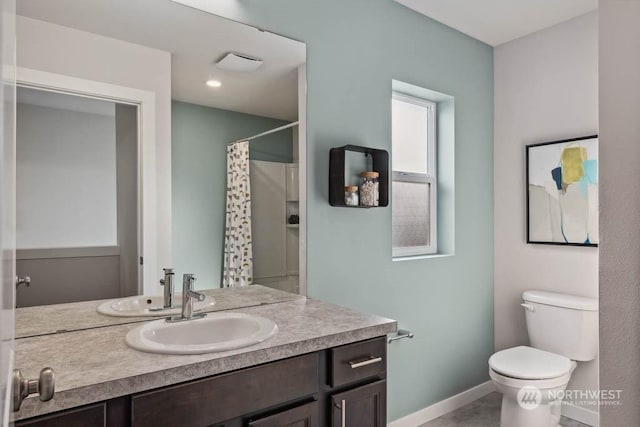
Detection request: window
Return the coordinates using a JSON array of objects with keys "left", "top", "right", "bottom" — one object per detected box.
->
[{"left": 392, "top": 92, "right": 437, "bottom": 257}]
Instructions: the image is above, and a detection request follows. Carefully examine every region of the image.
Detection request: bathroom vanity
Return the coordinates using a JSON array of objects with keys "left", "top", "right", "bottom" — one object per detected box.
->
[{"left": 11, "top": 291, "right": 396, "bottom": 426}]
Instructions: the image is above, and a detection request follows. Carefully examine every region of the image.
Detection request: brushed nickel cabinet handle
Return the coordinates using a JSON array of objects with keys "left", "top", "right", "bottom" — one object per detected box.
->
[
  {"left": 334, "top": 399, "right": 346, "bottom": 427},
  {"left": 348, "top": 355, "right": 382, "bottom": 369}
]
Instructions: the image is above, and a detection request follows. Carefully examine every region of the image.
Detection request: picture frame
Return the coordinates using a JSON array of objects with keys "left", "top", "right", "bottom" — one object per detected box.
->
[{"left": 526, "top": 135, "right": 598, "bottom": 247}]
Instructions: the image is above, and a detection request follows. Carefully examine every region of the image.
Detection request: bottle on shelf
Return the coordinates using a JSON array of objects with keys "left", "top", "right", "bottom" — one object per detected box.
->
[
  {"left": 344, "top": 186, "right": 359, "bottom": 206},
  {"left": 359, "top": 171, "right": 379, "bottom": 206}
]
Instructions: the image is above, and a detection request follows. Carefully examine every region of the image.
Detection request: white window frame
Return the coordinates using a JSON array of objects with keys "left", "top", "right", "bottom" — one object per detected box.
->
[{"left": 392, "top": 92, "right": 437, "bottom": 257}]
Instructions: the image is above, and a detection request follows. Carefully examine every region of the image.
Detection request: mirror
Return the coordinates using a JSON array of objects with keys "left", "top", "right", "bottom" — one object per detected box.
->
[{"left": 14, "top": 0, "right": 306, "bottom": 336}]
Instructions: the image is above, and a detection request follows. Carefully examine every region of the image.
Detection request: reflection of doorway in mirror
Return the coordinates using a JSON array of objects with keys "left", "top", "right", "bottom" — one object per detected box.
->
[{"left": 15, "top": 87, "right": 139, "bottom": 307}]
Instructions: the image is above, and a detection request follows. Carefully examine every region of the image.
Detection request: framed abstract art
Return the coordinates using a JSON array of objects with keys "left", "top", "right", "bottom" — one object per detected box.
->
[{"left": 526, "top": 135, "right": 598, "bottom": 246}]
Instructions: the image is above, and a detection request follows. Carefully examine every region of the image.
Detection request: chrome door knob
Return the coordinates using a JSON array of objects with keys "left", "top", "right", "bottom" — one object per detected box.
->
[
  {"left": 12, "top": 367, "right": 55, "bottom": 411},
  {"left": 15, "top": 276, "right": 31, "bottom": 289}
]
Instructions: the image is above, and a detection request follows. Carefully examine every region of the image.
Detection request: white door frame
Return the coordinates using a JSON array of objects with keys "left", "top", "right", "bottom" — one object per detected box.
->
[
  {"left": 0, "top": 0, "right": 16, "bottom": 421},
  {"left": 297, "top": 64, "right": 307, "bottom": 296},
  {"left": 16, "top": 67, "right": 158, "bottom": 295}
]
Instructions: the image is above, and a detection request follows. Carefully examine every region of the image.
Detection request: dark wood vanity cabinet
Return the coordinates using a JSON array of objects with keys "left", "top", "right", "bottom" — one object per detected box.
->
[
  {"left": 328, "top": 337, "right": 387, "bottom": 427},
  {"left": 16, "top": 337, "right": 387, "bottom": 427}
]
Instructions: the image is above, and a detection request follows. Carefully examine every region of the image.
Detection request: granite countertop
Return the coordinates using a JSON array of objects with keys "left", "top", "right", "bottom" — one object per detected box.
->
[
  {"left": 16, "top": 284, "right": 303, "bottom": 338},
  {"left": 12, "top": 297, "right": 397, "bottom": 420}
]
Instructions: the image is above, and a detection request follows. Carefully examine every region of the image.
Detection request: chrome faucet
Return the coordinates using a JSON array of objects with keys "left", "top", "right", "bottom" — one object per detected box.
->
[
  {"left": 167, "top": 273, "right": 206, "bottom": 322},
  {"left": 159, "top": 268, "right": 175, "bottom": 309}
]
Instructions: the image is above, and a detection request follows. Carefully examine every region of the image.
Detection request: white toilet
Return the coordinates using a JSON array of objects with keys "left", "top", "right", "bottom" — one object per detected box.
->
[{"left": 489, "top": 291, "right": 598, "bottom": 427}]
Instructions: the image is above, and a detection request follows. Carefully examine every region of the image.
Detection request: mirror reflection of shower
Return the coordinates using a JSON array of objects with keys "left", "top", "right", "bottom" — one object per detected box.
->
[{"left": 224, "top": 122, "right": 300, "bottom": 294}]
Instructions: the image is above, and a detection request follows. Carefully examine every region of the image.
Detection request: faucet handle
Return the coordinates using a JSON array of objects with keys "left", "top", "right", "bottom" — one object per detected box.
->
[
  {"left": 183, "top": 274, "right": 203, "bottom": 300},
  {"left": 189, "top": 290, "right": 205, "bottom": 302}
]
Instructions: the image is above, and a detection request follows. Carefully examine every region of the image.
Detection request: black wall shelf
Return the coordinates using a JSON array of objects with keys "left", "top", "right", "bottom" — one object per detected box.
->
[{"left": 329, "top": 145, "right": 389, "bottom": 207}]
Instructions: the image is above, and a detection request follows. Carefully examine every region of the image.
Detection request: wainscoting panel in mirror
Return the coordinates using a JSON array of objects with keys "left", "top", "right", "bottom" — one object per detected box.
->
[{"left": 15, "top": 0, "right": 306, "bottom": 335}]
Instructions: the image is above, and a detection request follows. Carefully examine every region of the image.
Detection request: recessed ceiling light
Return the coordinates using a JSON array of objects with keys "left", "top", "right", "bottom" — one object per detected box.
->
[{"left": 206, "top": 79, "right": 222, "bottom": 88}]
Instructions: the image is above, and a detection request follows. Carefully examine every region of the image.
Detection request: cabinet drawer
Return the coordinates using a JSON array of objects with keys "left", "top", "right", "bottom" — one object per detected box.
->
[
  {"left": 16, "top": 403, "right": 106, "bottom": 427},
  {"left": 248, "top": 401, "right": 318, "bottom": 427},
  {"left": 131, "top": 353, "right": 319, "bottom": 427},
  {"left": 330, "top": 337, "right": 386, "bottom": 388}
]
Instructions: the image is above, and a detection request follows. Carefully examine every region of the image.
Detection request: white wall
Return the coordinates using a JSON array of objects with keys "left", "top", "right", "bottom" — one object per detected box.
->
[
  {"left": 494, "top": 11, "right": 599, "bottom": 414},
  {"left": 16, "top": 16, "right": 172, "bottom": 276},
  {"left": 599, "top": 1, "right": 640, "bottom": 425},
  {"left": 17, "top": 103, "right": 117, "bottom": 249}
]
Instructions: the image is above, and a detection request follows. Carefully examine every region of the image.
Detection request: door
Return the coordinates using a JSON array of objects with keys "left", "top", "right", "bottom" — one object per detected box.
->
[
  {"left": 331, "top": 380, "right": 386, "bottom": 427},
  {"left": 0, "top": 0, "right": 16, "bottom": 423}
]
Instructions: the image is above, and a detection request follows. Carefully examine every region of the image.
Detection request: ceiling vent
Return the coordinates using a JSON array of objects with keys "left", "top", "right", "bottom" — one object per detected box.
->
[{"left": 216, "top": 52, "right": 263, "bottom": 73}]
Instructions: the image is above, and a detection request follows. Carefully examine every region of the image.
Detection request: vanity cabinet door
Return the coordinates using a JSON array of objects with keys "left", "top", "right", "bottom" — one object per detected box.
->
[
  {"left": 15, "top": 402, "right": 106, "bottom": 427},
  {"left": 331, "top": 380, "right": 386, "bottom": 427},
  {"left": 248, "top": 401, "right": 318, "bottom": 427},
  {"left": 131, "top": 353, "right": 319, "bottom": 427}
]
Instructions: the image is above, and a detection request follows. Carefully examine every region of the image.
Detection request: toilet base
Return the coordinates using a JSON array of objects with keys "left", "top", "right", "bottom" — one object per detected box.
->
[
  {"left": 490, "top": 365, "right": 576, "bottom": 427},
  {"left": 499, "top": 393, "right": 562, "bottom": 427}
]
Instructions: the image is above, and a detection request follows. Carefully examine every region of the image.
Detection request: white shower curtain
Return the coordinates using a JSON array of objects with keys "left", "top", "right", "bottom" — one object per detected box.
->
[{"left": 223, "top": 140, "right": 253, "bottom": 287}]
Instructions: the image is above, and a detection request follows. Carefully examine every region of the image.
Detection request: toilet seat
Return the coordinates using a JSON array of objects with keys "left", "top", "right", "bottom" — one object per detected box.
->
[
  {"left": 489, "top": 346, "right": 572, "bottom": 380},
  {"left": 489, "top": 366, "right": 574, "bottom": 390}
]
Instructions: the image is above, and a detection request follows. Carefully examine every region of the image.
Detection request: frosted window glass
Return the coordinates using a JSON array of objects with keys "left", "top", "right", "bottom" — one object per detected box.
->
[
  {"left": 392, "top": 98, "right": 429, "bottom": 174},
  {"left": 392, "top": 181, "right": 430, "bottom": 248}
]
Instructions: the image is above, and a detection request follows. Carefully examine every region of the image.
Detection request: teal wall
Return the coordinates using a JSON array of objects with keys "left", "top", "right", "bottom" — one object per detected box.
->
[
  {"left": 174, "top": 0, "right": 494, "bottom": 421},
  {"left": 172, "top": 101, "right": 293, "bottom": 288}
]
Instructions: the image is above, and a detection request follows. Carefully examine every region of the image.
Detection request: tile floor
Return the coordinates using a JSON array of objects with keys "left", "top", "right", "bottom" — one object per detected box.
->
[{"left": 420, "top": 392, "right": 590, "bottom": 427}]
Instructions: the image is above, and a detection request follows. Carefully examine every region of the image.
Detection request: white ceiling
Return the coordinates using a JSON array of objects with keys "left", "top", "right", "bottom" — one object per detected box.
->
[
  {"left": 17, "top": 0, "right": 306, "bottom": 121},
  {"left": 395, "top": 0, "right": 598, "bottom": 46}
]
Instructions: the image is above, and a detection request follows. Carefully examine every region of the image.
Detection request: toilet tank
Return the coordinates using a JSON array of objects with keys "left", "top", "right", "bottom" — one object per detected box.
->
[{"left": 522, "top": 290, "right": 598, "bottom": 361}]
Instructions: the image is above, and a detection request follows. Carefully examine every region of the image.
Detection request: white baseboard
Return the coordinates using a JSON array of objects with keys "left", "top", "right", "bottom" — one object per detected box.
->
[
  {"left": 388, "top": 381, "right": 495, "bottom": 427},
  {"left": 562, "top": 403, "right": 599, "bottom": 427}
]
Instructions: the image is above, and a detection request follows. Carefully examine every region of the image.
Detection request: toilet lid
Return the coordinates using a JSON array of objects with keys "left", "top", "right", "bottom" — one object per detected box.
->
[{"left": 489, "top": 346, "right": 572, "bottom": 380}]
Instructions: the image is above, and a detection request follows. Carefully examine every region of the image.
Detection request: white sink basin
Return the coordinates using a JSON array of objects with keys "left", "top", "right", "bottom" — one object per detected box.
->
[
  {"left": 125, "top": 312, "right": 278, "bottom": 354},
  {"left": 97, "top": 295, "right": 216, "bottom": 317}
]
